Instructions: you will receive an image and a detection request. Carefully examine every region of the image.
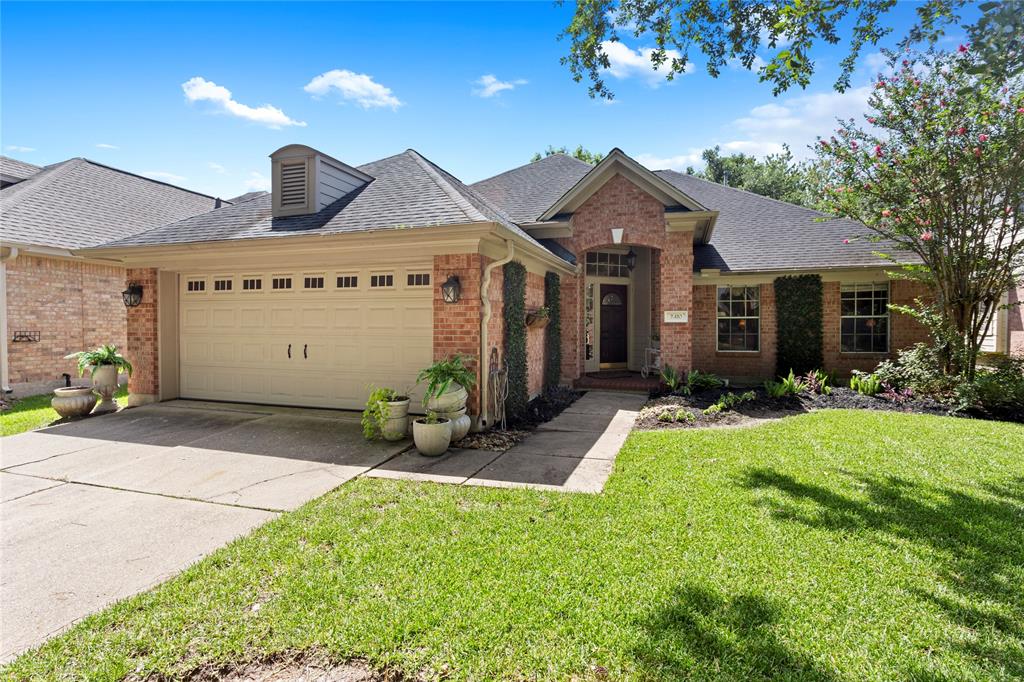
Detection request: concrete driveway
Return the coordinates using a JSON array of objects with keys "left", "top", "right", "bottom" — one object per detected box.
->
[{"left": 0, "top": 401, "right": 408, "bottom": 662}]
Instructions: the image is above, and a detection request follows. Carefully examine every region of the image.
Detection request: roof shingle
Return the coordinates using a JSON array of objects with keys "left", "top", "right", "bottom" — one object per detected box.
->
[
  {"left": 471, "top": 154, "right": 593, "bottom": 223},
  {"left": 0, "top": 156, "right": 43, "bottom": 183}
]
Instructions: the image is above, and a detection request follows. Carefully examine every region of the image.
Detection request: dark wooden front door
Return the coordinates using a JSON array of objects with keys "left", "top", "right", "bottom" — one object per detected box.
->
[{"left": 599, "top": 284, "right": 628, "bottom": 366}]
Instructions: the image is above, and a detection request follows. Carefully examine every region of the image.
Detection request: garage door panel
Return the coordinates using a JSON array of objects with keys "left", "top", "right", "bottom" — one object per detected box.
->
[
  {"left": 240, "top": 308, "right": 265, "bottom": 328},
  {"left": 182, "top": 307, "right": 209, "bottom": 330}
]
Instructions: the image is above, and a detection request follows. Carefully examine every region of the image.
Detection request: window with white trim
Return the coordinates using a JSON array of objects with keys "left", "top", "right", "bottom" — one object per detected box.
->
[
  {"left": 406, "top": 273, "right": 430, "bottom": 287},
  {"left": 271, "top": 276, "right": 293, "bottom": 291},
  {"left": 585, "top": 251, "right": 631, "bottom": 278},
  {"left": 186, "top": 279, "right": 205, "bottom": 293},
  {"left": 213, "top": 278, "right": 232, "bottom": 292},
  {"left": 716, "top": 286, "right": 760, "bottom": 352},
  {"left": 303, "top": 275, "right": 325, "bottom": 289},
  {"left": 242, "top": 277, "right": 262, "bottom": 291},
  {"left": 370, "top": 273, "right": 394, "bottom": 288},
  {"left": 336, "top": 275, "right": 358, "bottom": 289},
  {"left": 841, "top": 283, "right": 889, "bottom": 353}
]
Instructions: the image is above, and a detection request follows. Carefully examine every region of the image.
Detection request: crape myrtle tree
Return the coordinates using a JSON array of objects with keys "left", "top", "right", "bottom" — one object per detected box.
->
[{"left": 814, "top": 47, "right": 1024, "bottom": 380}]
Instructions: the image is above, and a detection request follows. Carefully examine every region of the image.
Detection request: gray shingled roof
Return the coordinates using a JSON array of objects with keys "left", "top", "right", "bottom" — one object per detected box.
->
[
  {"left": 0, "top": 156, "right": 42, "bottom": 182},
  {"left": 101, "top": 149, "right": 544, "bottom": 250},
  {"left": 471, "top": 154, "right": 593, "bottom": 223},
  {"left": 0, "top": 158, "right": 220, "bottom": 249},
  {"left": 227, "top": 190, "right": 268, "bottom": 204},
  {"left": 655, "top": 170, "right": 909, "bottom": 272}
]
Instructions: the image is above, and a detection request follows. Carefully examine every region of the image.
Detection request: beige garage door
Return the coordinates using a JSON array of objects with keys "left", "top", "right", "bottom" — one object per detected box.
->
[{"left": 178, "top": 267, "right": 434, "bottom": 410}]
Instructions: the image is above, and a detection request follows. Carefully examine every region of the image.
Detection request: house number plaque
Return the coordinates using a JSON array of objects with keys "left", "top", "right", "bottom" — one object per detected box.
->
[{"left": 663, "top": 310, "right": 689, "bottom": 324}]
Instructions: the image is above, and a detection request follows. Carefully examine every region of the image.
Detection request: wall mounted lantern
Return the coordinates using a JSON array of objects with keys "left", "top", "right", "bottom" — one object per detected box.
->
[
  {"left": 441, "top": 275, "right": 461, "bottom": 304},
  {"left": 625, "top": 248, "right": 638, "bottom": 272},
  {"left": 122, "top": 282, "right": 144, "bottom": 308}
]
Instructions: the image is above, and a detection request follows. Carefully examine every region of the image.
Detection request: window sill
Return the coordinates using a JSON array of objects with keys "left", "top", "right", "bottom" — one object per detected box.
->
[{"left": 716, "top": 350, "right": 762, "bottom": 357}]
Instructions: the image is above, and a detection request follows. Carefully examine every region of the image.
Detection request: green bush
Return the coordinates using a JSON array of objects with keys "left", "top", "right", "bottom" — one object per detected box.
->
[
  {"left": 874, "top": 343, "right": 956, "bottom": 397},
  {"left": 503, "top": 261, "right": 528, "bottom": 423},
  {"left": 660, "top": 364, "right": 682, "bottom": 392},
  {"left": 543, "top": 272, "right": 562, "bottom": 389},
  {"left": 774, "top": 275, "right": 823, "bottom": 376},
  {"left": 850, "top": 371, "right": 883, "bottom": 396},
  {"left": 764, "top": 369, "right": 803, "bottom": 398},
  {"left": 958, "top": 355, "right": 1024, "bottom": 414}
]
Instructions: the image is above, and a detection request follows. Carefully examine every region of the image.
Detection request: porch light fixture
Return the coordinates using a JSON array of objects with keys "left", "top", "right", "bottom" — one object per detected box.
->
[
  {"left": 441, "top": 275, "right": 461, "bottom": 304},
  {"left": 625, "top": 248, "right": 637, "bottom": 272},
  {"left": 122, "top": 282, "right": 143, "bottom": 308},
  {"left": 610, "top": 227, "right": 624, "bottom": 244}
]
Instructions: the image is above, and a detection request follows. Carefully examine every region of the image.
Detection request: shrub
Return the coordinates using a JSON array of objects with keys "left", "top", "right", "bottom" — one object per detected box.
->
[
  {"left": 874, "top": 343, "right": 956, "bottom": 397},
  {"left": 417, "top": 355, "right": 476, "bottom": 400},
  {"left": 660, "top": 364, "right": 682, "bottom": 392},
  {"left": 774, "top": 274, "right": 823, "bottom": 376},
  {"left": 957, "top": 355, "right": 1024, "bottom": 414},
  {"left": 503, "top": 261, "right": 528, "bottom": 422},
  {"left": 361, "top": 386, "right": 401, "bottom": 440},
  {"left": 765, "top": 370, "right": 803, "bottom": 398},
  {"left": 849, "top": 371, "right": 883, "bottom": 396},
  {"left": 802, "top": 369, "right": 833, "bottom": 396},
  {"left": 709, "top": 390, "right": 757, "bottom": 413},
  {"left": 881, "top": 383, "right": 914, "bottom": 405},
  {"left": 685, "top": 369, "right": 723, "bottom": 393},
  {"left": 65, "top": 344, "right": 133, "bottom": 377},
  {"left": 543, "top": 272, "right": 562, "bottom": 389}
]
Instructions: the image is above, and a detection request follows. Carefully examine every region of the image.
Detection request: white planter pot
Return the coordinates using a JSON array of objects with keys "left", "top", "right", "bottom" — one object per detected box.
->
[
  {"left": 380, "top": 398, "right": 410, "bottom": 441},
  {"left": 91, "top": 365, "right": 120, "bottom": 414},
  {"left": 52, "top": 387, "right": 98, "bottom": 419},
  {"left": 435, "top": 406, "right": 471, "bottom": 442},
  {"left": 425, "top": 383, "right": 468, "bottom": 413},
  {"left": 413, "top": 418, "right": 452, "bottom": 457}
]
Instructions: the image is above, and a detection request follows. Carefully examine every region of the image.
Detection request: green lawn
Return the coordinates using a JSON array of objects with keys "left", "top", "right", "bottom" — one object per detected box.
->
[
  {"left": 4, "top": 410, "right": 1023, "bottom": 681},
  {"left": 0, "top": 385, "right": 129, "bottom": 437}
]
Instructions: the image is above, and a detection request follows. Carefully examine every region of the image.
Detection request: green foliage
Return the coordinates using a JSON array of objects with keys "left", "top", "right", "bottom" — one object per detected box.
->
[
  {"left": 874, "top": 343, "right": 957, "bottom": 397},
  {"left": 814, "top": 48, "right": 1024, "bottom": 380},
  {"left": 658, "top": 407, "right": 697, "bottom": 424},
  {"left": 503, "top": 261, "right": 528, "bottom": 423},
  {"left": 765, "top": 369, "right": 803, "bottom": 398},
  {"left": 685, "top": 370, "right": 724, "bottom": 394},
  {"left": 417, "top": 411, "right": 446, "bottom": 425},
  {"left": 543, "top": 272, "right": 562, "bottom": 390},
  {"left": 530, "top": 145, "right": 604, "bottom": 165},
  {"left": 956, "top": 355, "right": 1024, "bottom": 414},
  {"left": 660, "top": 364, "right": 682, "bottom": 392},
  {"left": 774, "top": 275, "right": 823, "bottom": 377},
  {"left": 802, "top": 369, "right": 834, "bottom": 396},
  {"left": 361, "top": 386, "right": 401, "bottom": 441},
  {"left": 65, "top": 344, "right": 133, "bottom": 377},
  {"left": 697, "top": 145, "right": 812, "bottom": 206},
  {"left": 417, "top": 355, "right": 475, "bottom": 400},
  {"left": 0, "top": 386, "right": 129, "bottom": 437},
  {"left": 850, "top": 371, "right": 884, "bottom": 397},
  {"left": 702, "top": 403, "right": 722, "bottom": 416},
  {"left": 707, "top": 390, "right": 758, "bottom": 414}
]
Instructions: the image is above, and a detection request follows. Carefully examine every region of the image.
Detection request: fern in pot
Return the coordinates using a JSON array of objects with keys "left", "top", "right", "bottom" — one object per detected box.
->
[
  {"left": 417, "top": 354, "right": 476, "bottom": 413},
  {"left": 362, "top": 386, "right": 411, "bottom": 442},
  {"left": 65, "top": 344, "right": 132, "bottom": 414}
]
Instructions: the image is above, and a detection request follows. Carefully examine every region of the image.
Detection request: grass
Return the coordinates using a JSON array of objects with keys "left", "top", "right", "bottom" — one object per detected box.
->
[
  {"left": 0, "top": 385, "right": 129, "bottom": 437},
  {"left": 4, "top": 410, "right": 1023, "bottom": 681}
]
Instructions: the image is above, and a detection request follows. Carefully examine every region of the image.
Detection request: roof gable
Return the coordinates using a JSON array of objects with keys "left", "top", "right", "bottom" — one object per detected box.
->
[{"left": 471, "top": 154, "right": 593, "bottom": 224}]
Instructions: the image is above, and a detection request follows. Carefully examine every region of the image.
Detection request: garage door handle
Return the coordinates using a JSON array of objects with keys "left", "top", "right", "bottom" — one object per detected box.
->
[
  {"left": 303, "top": 344, "right": 308, "bottom": 359},
  {"left": 287, "top": 344, "right": 291, "bottom": 359}
]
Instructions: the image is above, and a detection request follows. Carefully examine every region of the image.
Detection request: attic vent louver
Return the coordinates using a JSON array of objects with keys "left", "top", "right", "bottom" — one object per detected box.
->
[{"left": 279, "top": 161, "right": 307, "bottom": 208}]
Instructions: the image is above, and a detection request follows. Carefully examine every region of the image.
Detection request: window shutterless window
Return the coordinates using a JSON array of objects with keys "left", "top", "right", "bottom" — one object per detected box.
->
[
  {"left": 272, "top": 277, "right": 292, "bottom": 290},
  {"left": 304, "top": 276, "right": 325, "bottom": 289},
  {"left": 213, "top": 278, "right": 232, "bottom": 292},
  {"left": 242, "top": 278, "right": 262, "bottom": 291},
  {"left": 841, "top": 283, "right": 889, "bottom": 353},
  {"left": 370, "top": 274, "right": 394, "bottom": 288},
  {"left": 406, "top": 273, "right": 430, "bottom": 287},
  {"left": 336, "top": 275, "right": 358, "bottom": 289},
  {"left": 186, "top": 279, "right": 205, "bottom": 292},
  {"left": 716, "top": 286, "right": 760, "bottom": 352}
]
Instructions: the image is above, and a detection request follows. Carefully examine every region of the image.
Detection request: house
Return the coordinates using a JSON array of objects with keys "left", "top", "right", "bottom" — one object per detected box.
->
[
  {"left": 75, "top": 145, "right": 1023, "bottom": 422},
  {"left": 0, "top": 156, "right": 223, "bottom": 395}
]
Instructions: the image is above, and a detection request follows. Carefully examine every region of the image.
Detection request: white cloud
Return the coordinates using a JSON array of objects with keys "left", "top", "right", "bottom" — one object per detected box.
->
[
  {"left": 728, "top": 54, "right": 768, "bottom": 71},
  {"left": 208, "top": 162, "right": 227, "bottom": 174},
  {"left": 758, "top": 26, "right": 792, "bottom": 48},
  {"left": 244, "top": 171, "right": 270, "bottom": 192},
  {"left": 472, "top": 74, "right": 527, "bottom": 98},
  {"left": 143, "top": 171, "right": 187, "bottom": 183},
  {"left": 304, "top": 69, "right": 402, "bottom": 110},
  {"left": 6, "top": 145, "right": 35, "bottom": 153},
  {"left": 601, "top": 40, "right": 695, "bottom": 86},
  {"left": 182, "top": 76, "right": 306, "bottom": 128},
  {"left": 635, "top": 150, "right": 704, "bottom": 171},
  {"left": 95, "top": 143, "right": 119, "bottom": 150}
]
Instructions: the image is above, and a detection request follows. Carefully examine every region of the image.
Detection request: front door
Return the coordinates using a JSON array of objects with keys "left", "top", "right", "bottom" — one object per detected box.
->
[{"left": 599, "top": 284, "right": 628, "bottom": 367}]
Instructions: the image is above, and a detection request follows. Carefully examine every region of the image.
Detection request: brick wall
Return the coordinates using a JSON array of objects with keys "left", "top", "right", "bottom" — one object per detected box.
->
[
  {"left": 525, "top": 270, "right": 545, "bottom": 397},
  {"left": 692, "top": 283, "right": 777, "bottom": 378},
  {"left": 433, "top": 254, "right": 487, "bottom": 413},
  {"left": 553, "top": 173, "right": 694, "bottom": 377},
  {"left": 5, "top": 255, "right": 127, "bottom": 386},
  {"left": 125, "top": 267, "right": 160, "bottom": 399},
  {"left": 1010, "top": 284, "right": 1023, "bottom": 356},
  {"left": 560, "top": 272, "right": 581, "bottom": 383}
]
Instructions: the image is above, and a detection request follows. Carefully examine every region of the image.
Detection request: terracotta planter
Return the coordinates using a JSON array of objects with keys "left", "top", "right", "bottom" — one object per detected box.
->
[
  {"left": 424, "top": 383, "right": 468, "bottom": 413},
  {"left": 91, "top": 365, "right": 119, "bottom": 414},
  {"left": 51, "top": 387, "right": 97, "bottom": 419},
  {"left": 380, "top": 397, "right": 410, "bottom": 441},
  {"left": 435, "top": 406, "right": 471, "bottom": 442},
  {"left": 413, "top": 418, "right": 452, "bottom": 457}
]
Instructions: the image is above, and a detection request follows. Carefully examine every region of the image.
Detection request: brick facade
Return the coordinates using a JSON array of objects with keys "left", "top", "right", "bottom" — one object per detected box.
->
[
  {"left": 5, "top": 255, "right": 126, "bottom": 389},
  {"left": 125, "top": 267, "right": 160, "bottom": 402},
  {"left": 692, "top": 283, "right": 777, "bottom": 379},
  {"left": 432, "top": 254, "right": 486, "bottom": 413},
  {"left": 525, "top": 270, "right": 545, "bottom": 397},
  {"left": 559, "top": 272, "right": 581, "bottom": 383}
]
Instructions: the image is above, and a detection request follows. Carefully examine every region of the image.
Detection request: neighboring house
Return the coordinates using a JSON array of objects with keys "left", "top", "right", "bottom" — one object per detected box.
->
[
  {"left": 77, "top": 145, "right": 1023, "bottom": 422},
  {"left": 0, "top": 156, "right": 223, "bottom": 395}
]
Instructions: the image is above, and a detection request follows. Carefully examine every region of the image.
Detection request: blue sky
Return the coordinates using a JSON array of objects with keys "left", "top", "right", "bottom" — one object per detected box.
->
[{"left": 1, "top": 1, "right": 969, "bottom": 199}]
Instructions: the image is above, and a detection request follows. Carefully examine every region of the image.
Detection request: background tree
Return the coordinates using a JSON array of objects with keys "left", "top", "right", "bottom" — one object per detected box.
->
[
  {"left": 559, "top": 0, "right": 1020, "bottom": 99},
  {"left": 697, "top": 145, "right": 811, "bottom": 206},
  {"left": 814, "top": 48, "right": 1024, "bottom": 380},
  {"left": 531, "top": 145, "right": 605, "bottom": 164}
]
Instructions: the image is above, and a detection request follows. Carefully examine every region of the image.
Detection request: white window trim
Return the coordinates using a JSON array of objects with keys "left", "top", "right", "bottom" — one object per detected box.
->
[
  {"left": 840, "top": 282, "right": 890, "bottom": 354},
  {"left": 302, "top": 273, "right": 327, "bottom": 291},
  {"left": 335, "top": 272, "right": 361, "bottom": 290},
  {"left": 241, "top": 275, "right": 264, "bottom": 293},
  {"left": 270, "top": 274, "right": 295, "bottom": 292},
  {"left": 404, "top": 271, "right": 432, "bottom": 288},
  {"left": 716, "top": 285, "right": 761, "bottom": 353},
  {"left": 185, "top": 277, "right": 207, "bottom": 294},
  {"left": 370, "top": 272, "right": 395, "bottom": 289},
  {"left": 212, "top": 276, "right": 234, "bottom": 293}
]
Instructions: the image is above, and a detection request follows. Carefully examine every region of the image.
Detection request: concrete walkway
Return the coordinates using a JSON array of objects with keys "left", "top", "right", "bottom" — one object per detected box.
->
[{"left": 364, "top": 390, "right": 645, "bottom": 493}]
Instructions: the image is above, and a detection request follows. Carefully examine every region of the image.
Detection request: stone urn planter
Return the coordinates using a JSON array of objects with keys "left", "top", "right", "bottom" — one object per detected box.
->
[
  {"left": 380, "top": 396, "right": 411, "bottom": 442},
  {"left": 413, "top": 417, "right": 452, "bottom": 457},
  {"left": 90, "top": 365, "right": 119, "bottom": 414},
  {"left": 424, "top": 383, "right": 468, "bottom": 413},
  {"left": 51, "top": 386, "right": 98, "bottom": 419},
  {"left": 434, "top": 406, "right": 471, "bottom": 442}
]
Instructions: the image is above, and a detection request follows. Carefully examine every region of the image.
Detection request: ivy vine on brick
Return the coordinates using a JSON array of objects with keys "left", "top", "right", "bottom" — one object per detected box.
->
[
  {"left": 503, "top": 261, "right": 528, "bottom": 422},
  {"left": 774, "top": 274, "right": 823, "bottom": 376},
  {"left": 543, "top": 272, "right": 562, "bottom": 389}
]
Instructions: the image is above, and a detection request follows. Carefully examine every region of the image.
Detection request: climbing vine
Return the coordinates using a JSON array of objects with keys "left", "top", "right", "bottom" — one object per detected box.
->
[
  {"left": 503, "top": 261, "right": 528, "bottom": 423},
  {"left": 544, "top": 272, "right": 562, "bottom": 389},
  {"left": 774, "top": 274, "right": 824, "bottom": 376}
]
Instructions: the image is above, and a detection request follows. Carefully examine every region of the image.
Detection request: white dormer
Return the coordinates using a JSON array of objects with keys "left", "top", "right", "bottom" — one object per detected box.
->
[{"left": 270, "top": 144, "right": 373, "bottom": 218}]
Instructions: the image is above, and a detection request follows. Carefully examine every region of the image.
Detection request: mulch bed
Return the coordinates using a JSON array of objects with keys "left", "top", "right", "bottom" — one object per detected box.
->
[{"left": 457, "top": 386, "right": 583, "bottom": 451}]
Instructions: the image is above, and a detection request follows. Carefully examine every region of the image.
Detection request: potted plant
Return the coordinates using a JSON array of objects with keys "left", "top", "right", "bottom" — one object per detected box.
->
[
  {"left": 65, "top": 344, "right": 132, "bottom": 414},
  {"left": 418, "top": 354, "right": 476, "bottom": 413},
  {"left": 412, "top": 411, "right": 452, "bottom": 456},
  {"left": 361, "top": 386, "right": 411, "bottom": 442},
  {"left": 51, "top": 386, "right": 98, "bottom": 419},
  {"left": 526, "top": 306, "right": 550, "bottom": 329}
]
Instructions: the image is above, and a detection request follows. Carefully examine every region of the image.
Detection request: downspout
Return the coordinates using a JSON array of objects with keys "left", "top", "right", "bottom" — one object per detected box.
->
[
  {"left": 477, "top": 239, "right": 514, "bottom": 430},
  {"left": 0, "top": 247, "right": 20, "bottom": 393}
]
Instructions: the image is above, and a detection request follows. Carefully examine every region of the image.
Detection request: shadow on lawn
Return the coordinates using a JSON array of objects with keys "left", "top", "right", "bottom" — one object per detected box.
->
[
  {"left": 741, "top": 469, "right": 1024, "bottom": 678},
  {"left": 632, "top": 583, "right": 836, "bottom": 680}
]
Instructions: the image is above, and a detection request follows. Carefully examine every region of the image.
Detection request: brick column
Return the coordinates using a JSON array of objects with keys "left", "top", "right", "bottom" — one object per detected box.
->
[
  {"left": 560, "top": 272, "right": 581, "bottom": 382},
  {"left": 433, "top": 254, "right": 485, "bottom": 414},
  {"left": 658, "top": 230, "right": 694, "bottom": 372},
  {"left": 126, "top": 267, "right": 159, "bottom": 407}
]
